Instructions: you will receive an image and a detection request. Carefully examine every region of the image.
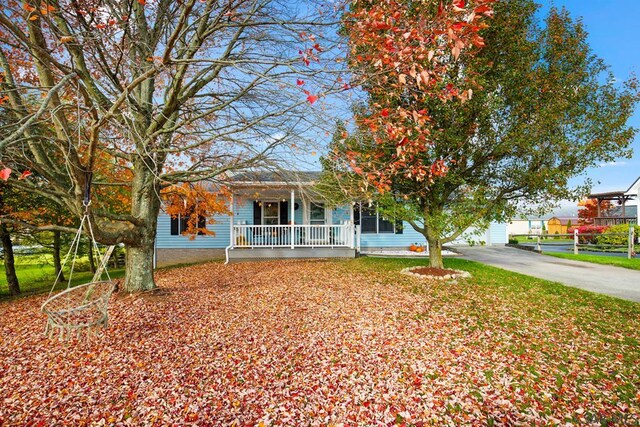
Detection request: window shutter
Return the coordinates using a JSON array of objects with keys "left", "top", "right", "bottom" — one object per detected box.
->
[
  {"left": 253, "top": 201, "right": 261, "bottom": 225},
  {"left": 353, "top": 203, "right": 360, "bottom": 225},
  {"left": 279, "top": 201, "right": 288, "bottom": 225},
  {"left": 170, "top": 216, "right": 179, "bottom": 235}
]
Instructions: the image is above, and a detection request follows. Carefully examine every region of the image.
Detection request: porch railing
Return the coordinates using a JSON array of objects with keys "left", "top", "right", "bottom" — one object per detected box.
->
[
  {"left": 594, "top": 217, "right": 637, "bottom": 226},
  {"left": 232, "top": 224, "right": 355, "bottom": 248}
]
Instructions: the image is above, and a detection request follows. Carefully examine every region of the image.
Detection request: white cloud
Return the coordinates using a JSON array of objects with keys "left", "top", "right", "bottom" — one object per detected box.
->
[{"left": 598, "top": 161, "right": 627, "bottom": 167}]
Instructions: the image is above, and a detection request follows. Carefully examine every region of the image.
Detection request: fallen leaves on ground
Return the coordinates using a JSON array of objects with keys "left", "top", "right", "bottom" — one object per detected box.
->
[{"left": 1, "top": 259, "right": 639, "bottom": 426}]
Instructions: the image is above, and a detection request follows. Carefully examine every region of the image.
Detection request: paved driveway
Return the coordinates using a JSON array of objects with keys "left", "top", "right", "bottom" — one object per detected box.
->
[{"left": 457, "top": 246, "right": 640, "bottom": 302}]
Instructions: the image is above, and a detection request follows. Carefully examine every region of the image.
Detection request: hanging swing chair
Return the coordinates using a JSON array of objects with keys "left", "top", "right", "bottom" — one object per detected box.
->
[{"left": 41, "top": 185, "right": 117, "bottom": 340}]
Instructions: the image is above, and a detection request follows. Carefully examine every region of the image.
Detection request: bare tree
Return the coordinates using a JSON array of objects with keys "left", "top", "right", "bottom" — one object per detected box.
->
[{"left": 0, "top": 0, "right": 346, "bottom": 291}]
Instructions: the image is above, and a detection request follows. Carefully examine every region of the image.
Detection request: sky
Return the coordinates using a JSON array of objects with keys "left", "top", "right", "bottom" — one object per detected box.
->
[{"left": 539, "top": 0, "right": 640, "bottom": 195}]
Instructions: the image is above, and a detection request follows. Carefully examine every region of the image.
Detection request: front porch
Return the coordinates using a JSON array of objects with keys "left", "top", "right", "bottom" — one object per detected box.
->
[
  {"left": 226, "top": 224, "right": 358, "bottom": 262},
  {"left": 225, "top": 174, "right": 359, "bottom": 262}
]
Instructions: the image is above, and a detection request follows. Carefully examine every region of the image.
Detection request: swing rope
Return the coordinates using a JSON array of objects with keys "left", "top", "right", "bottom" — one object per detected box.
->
[{"left": 41, "top": 171, "right": 117, "bottom": 340}]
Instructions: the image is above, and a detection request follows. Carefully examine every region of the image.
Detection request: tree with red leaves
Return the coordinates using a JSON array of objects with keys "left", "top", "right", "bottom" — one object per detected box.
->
[
  {"left": 578, "top": 198, "right": 613, "bottom": 225},
  {"left": 327, "top": 0, "right": 638, "bottom": 268}
]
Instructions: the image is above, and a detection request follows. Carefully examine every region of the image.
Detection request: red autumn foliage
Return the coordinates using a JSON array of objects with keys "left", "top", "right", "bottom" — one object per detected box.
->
[
  {"left": 343, "top": 0, "right": 495, "bottom": 192},
  {"left": 567, "top": 224, "right": 610, "bottom": 244},
  {"left": 578, "top": 198, "right": 613, "bottom": 225},
  {"left": 162, "top": 183, "right": 230, "bottom": 238}
]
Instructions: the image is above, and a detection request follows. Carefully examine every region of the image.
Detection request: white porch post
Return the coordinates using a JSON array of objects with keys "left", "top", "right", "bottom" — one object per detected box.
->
[
  {"left": 290, "top": 189, "right": 295, "bottom": 249},
  {"left": 349, "top": 203, "right": 355, "bottom": 249},
  {"left": 229, "top": 193, "right": 234, "bottom": 248}
]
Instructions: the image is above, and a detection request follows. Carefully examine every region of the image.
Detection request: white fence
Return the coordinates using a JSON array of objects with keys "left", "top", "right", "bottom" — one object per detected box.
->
[
  {"left": 509, "top": 227, "right": 637, "bottom": 259},
  {"left": 232, "top": 224, "right": 355, "bottom": 248}
]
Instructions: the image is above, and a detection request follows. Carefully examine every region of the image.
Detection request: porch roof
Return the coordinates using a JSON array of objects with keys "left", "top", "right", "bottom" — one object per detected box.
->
[{"left": 229, "top": 171, "right": 321, "bottom": 188}]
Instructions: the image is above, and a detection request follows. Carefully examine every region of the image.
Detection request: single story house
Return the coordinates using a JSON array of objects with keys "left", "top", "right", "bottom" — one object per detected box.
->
[{"left": 155, "top": 171, "right": 508, "bottom": 266}]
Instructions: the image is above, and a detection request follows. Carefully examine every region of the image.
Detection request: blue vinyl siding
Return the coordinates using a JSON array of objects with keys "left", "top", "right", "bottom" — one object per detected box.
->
[
  {"left": 360, "top": 221, "right": 507, "bottom": 248},
  {"left": 156, "top": 211, "right": 231, "bottom": 249},
  {"left": 332, "top": 205, "right": 351, "bottom": 224},
  {"left": 359, "top": 222, "right": 425, "bottom": 248},
  {"left": 156, "top": 195, "right": 508, "bottom": 249}
]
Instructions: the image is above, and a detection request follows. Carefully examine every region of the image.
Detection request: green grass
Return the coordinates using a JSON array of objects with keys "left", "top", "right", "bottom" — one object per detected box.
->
[
  {"left": 0, "top": 254, "right": 125, "bottom": 300},
  {"left": 543, "top": 251, "right": 640, "bottom": 271},
  {"left": 347, "top": 256, "right": 640, "bottom": 315}
]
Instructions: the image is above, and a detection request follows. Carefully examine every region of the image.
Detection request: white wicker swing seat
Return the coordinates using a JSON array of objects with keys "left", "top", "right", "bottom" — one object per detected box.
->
[
  {"left": 41, "top": 207, "right": 118, "bottom": 340},
  {"left": 42, "top": 280, "right": 116, "bottom": 338}
]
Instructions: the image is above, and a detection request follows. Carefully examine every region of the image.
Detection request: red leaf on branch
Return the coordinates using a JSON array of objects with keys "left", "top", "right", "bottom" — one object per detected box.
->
[
  {"left": 453, "top": 0, "right": 466, "bottom": 10},
  {"left": 296, "top": 79, "right": 305, "bottom": 86},
  {"left": 307, "top": 95, "right": 319, "bottom": 105},
  {"left": 380, "top": 109, "right": 390, "bottom": 117},
  {"left": 19, "top": 170, "right": 32, "bottom": 180},
  {"left": 0, "top": 168, "right": 12, "bottom": 181}
]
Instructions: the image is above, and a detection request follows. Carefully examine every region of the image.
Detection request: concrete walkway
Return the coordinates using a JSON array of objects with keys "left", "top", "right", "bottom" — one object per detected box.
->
[{"left": 457, "top": 246, "right": 640, "bottom": 302}]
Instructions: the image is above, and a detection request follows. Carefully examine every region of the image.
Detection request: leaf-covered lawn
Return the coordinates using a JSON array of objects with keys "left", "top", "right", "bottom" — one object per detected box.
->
[{"left": 1, "top": 258, "right": 639, "bottom": 426}]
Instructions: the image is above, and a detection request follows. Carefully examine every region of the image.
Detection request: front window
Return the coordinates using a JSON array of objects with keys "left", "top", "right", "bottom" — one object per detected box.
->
[
  {"left": 355, "top": 203, "right": 396, "bottom": 234},
  {"left": 309, "top": 203, "right": 326, "bottom": 225},
  {"left": 170, "top": 212, "right": 206, "bottom": 235}
]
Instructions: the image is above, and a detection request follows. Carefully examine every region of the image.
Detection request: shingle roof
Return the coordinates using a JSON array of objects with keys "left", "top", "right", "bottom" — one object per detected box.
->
[{"left": 229, "top": 170, "right": 321, "bottom": 184}]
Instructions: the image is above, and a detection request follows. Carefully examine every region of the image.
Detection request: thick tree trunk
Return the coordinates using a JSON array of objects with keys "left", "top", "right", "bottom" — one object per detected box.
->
[
  {"left": 123, "top": 240, "right": 156, "bottom": 292},
  {"left": 121, "top": 163, "right": 161, "bottom": 292},
  {"left": 423, "top": 206, "right": 445, "bottom": 269},
  {"left": 426, "top": 233, "right": 444, "bottom": 269},
  {"left": 52, "top": 230, "right": 65, "bottom": 283},
  {"left": 0, "top": 223, "right": 20, "bottom": 295}
]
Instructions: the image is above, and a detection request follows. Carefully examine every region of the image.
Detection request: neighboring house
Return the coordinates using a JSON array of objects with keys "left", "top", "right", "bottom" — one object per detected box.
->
[
  {"left": 588, "top": 176, "right": 640, "bottom": 226},
  {"left": 155, "top": 171, "right": 508, "bottom": 266},
  {"left": 508, "top": 217, "right": 548, "bottom": 236}
]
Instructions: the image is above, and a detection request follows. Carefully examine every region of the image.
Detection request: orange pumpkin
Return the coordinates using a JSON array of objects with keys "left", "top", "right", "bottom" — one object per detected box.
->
[
  {"left": 409, "top": 244, "right": 417, "bottom": 252},
  {"left": 415, "top": 246, "right": 424, "bottom": 253}
]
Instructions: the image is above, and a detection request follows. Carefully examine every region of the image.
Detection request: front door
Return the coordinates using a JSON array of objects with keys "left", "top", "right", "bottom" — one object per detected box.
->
[{"left": 262, "top": 201, "right": 280, "bottom": 225}]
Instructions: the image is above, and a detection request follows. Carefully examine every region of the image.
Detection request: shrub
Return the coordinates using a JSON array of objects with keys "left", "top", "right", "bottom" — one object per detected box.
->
[
  {"left": 567, "top": 225, "right": 609, "bottom": 244},
  {"left": 596, "top": 224, "right": 640, "bottom": 247},
  {"left": 508, "top": 238, "right": 518, "bottom": 245}
]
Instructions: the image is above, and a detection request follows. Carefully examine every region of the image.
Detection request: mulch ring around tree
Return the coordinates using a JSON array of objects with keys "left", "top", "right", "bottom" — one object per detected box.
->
[{"left": 401, "top": 266, "right": 472, "bottom": 282}]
